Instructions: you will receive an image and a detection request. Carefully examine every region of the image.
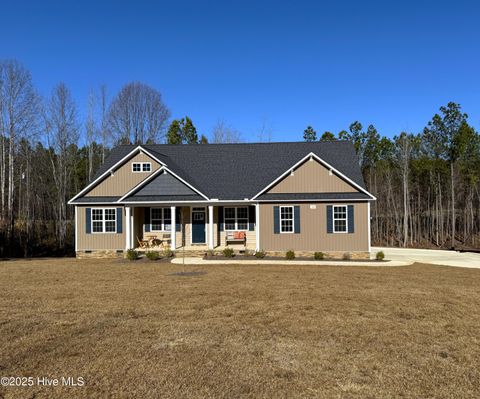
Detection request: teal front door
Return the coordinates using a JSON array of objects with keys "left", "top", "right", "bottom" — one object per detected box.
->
[{"left": 192, "top": 209, "right": 206, "bottom": 244}]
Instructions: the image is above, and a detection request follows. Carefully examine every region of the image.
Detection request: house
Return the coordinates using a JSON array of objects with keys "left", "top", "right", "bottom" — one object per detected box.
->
[{"left": 69, "top": 141, "right": 376, "bottom": 258}]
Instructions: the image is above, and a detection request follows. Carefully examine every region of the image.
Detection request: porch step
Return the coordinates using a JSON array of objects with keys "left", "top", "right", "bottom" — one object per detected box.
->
[{"left": 175, "top": 250, "right": 206, "bottom": 258}]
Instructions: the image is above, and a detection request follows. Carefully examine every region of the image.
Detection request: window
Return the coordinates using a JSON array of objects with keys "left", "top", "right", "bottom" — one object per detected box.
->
[
  {"left": 132, "top": 163, "right": 141, "bottom": 172},
  {"left": 91, "top": 208, "right": 116, "bottom": 233},
  {"left": 280, "top": 206, "right": 294, "bottom": 233},
  {"left": 333, "top": 205, "right": 347, "bottom": 233},
  {"left": 151, "top": 207, "right": 172, "bottom": 231},
  {"left": 132, "top": 162, "right": 151, "bottom": 172},
  {"left": 224, "top": 207, "right": 248, "bottom": 231}
]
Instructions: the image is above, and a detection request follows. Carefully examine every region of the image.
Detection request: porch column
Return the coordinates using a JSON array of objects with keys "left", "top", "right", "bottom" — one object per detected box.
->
[
  {"left": 125, "top": 206, "right": 131, "bottom": 250},
  {"left": 208, "top": 205, "right": 214, "bottom": 249},
  {"left": 171, "top": 206, "right": 176, "bottom": 250},
  {"left": 255, "top": 203, "right": 260, "bottom": 252}
]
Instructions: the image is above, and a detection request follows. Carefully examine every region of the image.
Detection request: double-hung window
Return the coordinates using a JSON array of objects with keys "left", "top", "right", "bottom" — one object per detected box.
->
[
  {"left": 224, "top": 207, "right": 248, "bottom": 231},
  {"left": 333, "top": 205, "right": 347, "bottom": 233},
  {"left": 279, "top": 206, "right": 294, "bottom": 233},
  {"left": 151, "top": 208, "right": 172, "bottom": 231},
  {"left": 92, "top": 208, "right": 116, "bottom": 233}
]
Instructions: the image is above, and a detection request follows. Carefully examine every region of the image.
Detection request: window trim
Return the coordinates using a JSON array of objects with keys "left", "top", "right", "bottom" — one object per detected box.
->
[
  {"left": 333, "top": 205, "right": 348, "bottom": 234},
  {"left": 150, "top": 207, "right": 172, "bottom": 232},
  {"left": 91, "top": 208, "right": 117, "bottom": 234},
  {"left": 223, "top": 206, "right": 249, "bottom": 231},
  {"left": 279, "top": 205, "right": 294, "bottom": 234},
  {"left": 132, "top": 162, "right": 152, "bottom": 173}
]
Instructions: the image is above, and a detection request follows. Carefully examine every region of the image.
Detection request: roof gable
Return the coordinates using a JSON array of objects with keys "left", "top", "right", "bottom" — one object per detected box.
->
[
  {"left": 267, "top": 157, "right": 358, "bottom": 194},
  {"left": 85, "top": 151, "right": 161, "bottom": 197},
  {"left": 127, "top": 170, "right": 198, "bottom": 198}
]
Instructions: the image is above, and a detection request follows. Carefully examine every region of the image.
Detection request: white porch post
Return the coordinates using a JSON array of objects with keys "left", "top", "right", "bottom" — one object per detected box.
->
[
  {"left": 130, "top": 207, "right": 134, "bottom": 249},
  {"left": 125, "top": 206, "right": 131, "bottom": 249},
  {"left": 208, "top": 205, "right": 214, "bottom": 249},
  {"left": 255, "top": 203, "right": 260, "bottom": 252},
  {"left": 171, "top": 206, "right": 176, "bottom": 250}
]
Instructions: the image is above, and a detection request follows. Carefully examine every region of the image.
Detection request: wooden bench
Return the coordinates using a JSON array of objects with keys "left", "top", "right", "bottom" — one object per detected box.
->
[{"left": 225, "top": 231, "right": 246, "bottom": 246}]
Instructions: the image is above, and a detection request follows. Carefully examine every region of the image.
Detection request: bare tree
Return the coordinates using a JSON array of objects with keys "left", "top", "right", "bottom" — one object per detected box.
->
[
  {"left": 394, "top": 132, "right": 414, "bottom": 247},
  {"left": 108, "top": 82, "right": 170, "bottom": 144},
  {"left": 257, "top": 118, "right": 272, "bottom": 142},
  {"left": 85, "top": 89, "right": 96, "bottom": 181},
  {"left": 211, "top": 120, "right": 242, "bottom": 143},
  {"left": 99, "top": 84, "right": 109, "bottom": 162},
  {"left": 44, "top": 83, "right": 79, "bottom": 247},
  {"left": 0, "top": 60, "right": 39, "bottom": 230}
]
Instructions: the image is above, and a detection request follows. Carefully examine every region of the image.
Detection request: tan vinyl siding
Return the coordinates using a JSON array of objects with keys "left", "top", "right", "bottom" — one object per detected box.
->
[
  {"left": 259, "top": 202, "right": 368, "bottom": 252},
  {"left": 268, "top": 158, "right": 357, "bottom": 194},
  {"left": 76, "top": 206, "right": 125, "bottom": 250},
  {"left": 85, "top": 152, "right": 161, "bottom": 197},
  {"left": 219, "top": 230, "right": 256, "bottom": 250}
]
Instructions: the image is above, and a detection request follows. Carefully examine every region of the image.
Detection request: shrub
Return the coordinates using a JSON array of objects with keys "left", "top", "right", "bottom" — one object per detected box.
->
[
  {"left": 162, "top": 248, "right": 174, "bottom": 258},
  {"left": 206, "top": 249, "right": 215, "bottom": 257},
  {"left": 286, "top": 250, "right": 295, "bottom": 260},
  {"left": 255, "top": 249, "right": 266, "bottom": 259},
  {"left": 146, "top": 251, "right": 160, "bottom": 261},
  {"left": 314, "top": 251, "right": 324, "bottom": 260},
  {"left": 376, "top": 251, "right": 385, "bottom": 261},
  {"left": 342, "top": 252, "right": 351, "bottom": 260},
  {"left": 126, "top": 249, "right": 139, "bottom": 261},
  {"left": 223, "top": 247, "right": 235, "bottom": 258}
]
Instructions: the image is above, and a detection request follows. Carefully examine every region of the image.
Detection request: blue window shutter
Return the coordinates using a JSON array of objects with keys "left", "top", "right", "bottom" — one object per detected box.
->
[
  {"left": 348, "top": 205, "right": 354, "bottom": 233},
  {"left": 326, "top": 205, "right": 333, "bottom": 233},
  {"left": 144, "top": 207, "right": 150, "bottom": 232},
  {"left": 116, "top": 208, "right": 123, "bottom": 233},
  {"left": 248, "top": 206, "right": 255, "bottom": 231},
  {"left": 273, "top": 206, "right": 280, "bottom": 234},
  {"left": 86, "top": 208, "right": 91, "bottom": 234},
  {"left": 176, "top": 207, "right": 181, "bottom": 232},
  {"left": 294, "top": 206, "right": 300, "bottom": 234},
  {"left": 218, "top": 206, "right": 224, "bottom": 231}
]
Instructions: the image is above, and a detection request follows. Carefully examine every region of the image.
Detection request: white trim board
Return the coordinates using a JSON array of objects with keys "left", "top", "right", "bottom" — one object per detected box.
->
[
  {"left": 68, "top": 146, "right": 166, "bottom": 204},
  {"left": 250, "top": 152, "right": 376, "bottom": 201}
]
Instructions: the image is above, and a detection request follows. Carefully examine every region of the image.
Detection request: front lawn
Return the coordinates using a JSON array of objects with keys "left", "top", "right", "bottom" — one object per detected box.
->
[{"left": 0, "top": 259, "right": 479, "bottom": 398}]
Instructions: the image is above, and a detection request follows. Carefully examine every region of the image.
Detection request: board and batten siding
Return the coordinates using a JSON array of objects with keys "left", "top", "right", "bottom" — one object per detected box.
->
[
  {"left": 259, "top": 202, "right": 368, "bottom": 252},
  {"left": 267, "top": 158, "right": 357, "bottom": 194},
  {"left": 85, "top": 152, "right": 161, "bottom": 197},
  {"left": 76, "top": 206, "right": 125, "bottom": 250}
]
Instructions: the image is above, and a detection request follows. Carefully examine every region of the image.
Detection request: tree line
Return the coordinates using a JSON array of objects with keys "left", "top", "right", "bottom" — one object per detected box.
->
[
  {"left": 302, "top": 105, "right": 480, "bottom": 250},
  {"left": 1, "top": 58, "right": 478, "bottom": 257}
]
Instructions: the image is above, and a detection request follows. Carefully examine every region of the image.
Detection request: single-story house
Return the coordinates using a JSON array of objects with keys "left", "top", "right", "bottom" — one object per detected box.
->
[{"left": 69, "top": 141, "right": 376, "bottom": 258}]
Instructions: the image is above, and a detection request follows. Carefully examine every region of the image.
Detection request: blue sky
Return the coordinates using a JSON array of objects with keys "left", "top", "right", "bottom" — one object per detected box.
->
[{"left": 1, "top": 0, "right": 479, "bottom": 143}]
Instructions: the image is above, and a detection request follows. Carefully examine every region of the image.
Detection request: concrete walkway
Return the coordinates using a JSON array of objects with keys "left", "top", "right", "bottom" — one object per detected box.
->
[
  {"left": 171, "top": 247, "right": 480, "bottom": 268},
  {"left": 171, "top": 257, "right": 411, "bottom": 267},
  {"left": 373, "top": 246, "right": 480, "bottom": 268}
]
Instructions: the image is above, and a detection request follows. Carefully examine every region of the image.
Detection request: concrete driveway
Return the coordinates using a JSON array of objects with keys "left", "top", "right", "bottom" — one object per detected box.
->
[{"left": 372, "top": 246, "right": 480, "bottom": 268}]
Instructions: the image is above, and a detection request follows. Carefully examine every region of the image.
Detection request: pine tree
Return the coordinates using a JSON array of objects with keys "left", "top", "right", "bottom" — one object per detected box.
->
[
  {"left": 303, "top": 126, "right": 317, "bottom": 142},
  {"left": 167, "top": 120, "right": 182, "bottom": 144}
]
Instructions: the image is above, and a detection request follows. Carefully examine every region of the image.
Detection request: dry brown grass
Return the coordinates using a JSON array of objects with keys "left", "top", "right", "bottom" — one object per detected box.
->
[{"left": 1, "top": 258, "right": 480, "bottom": 399}]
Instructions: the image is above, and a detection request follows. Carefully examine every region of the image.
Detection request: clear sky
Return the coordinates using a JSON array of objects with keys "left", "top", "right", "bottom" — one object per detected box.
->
[{"left": 1, "top": 0, "right": 479, "bottom": 143}]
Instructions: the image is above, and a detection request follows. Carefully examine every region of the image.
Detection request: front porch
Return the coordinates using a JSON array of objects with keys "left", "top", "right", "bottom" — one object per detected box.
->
[{"left": 125, "top": 205, "right": 259, "bottom": 252}]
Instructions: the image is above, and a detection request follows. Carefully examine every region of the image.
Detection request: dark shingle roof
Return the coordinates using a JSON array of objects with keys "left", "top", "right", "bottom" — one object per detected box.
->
[
  {"left": 125, "top": 195, "right": 204, "bottom": 202},
  {"left": 89, "top": 141, "right": 368, "bottom": 201},
  {"left": 74, "top": 196, "right": 121, "bottom": 203},
  {"left": 256, "top": 192, "right": 371, "bottom": 201}
]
